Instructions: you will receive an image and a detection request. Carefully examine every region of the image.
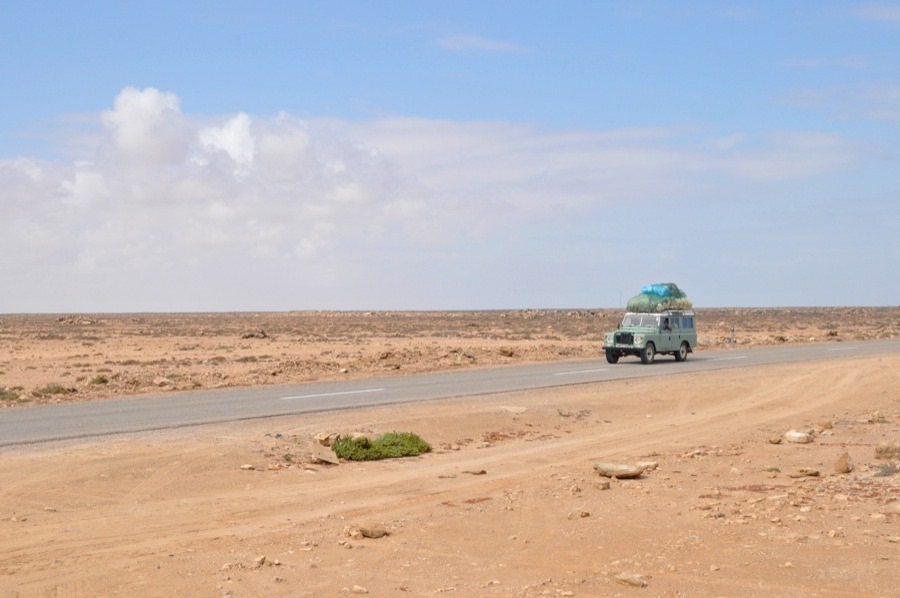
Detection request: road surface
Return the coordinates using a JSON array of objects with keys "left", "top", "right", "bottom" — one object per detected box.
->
[{"left": 2, "top": 339, "right": 898, "bottom": 447}]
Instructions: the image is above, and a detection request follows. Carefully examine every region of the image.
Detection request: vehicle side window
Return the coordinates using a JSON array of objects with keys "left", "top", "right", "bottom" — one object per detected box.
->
[{"left": 682, "top": 317, "right": 693, "bottom": 329}]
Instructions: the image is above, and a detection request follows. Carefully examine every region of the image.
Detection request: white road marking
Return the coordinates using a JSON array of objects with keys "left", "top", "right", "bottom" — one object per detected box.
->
[
  {"left": 711, "top": 356, "right": 748, "bottom": 361},
  {"left": 280, "top": 388, "right": 385, "bottom": 401},
  {"left": 554, "top": 368, "right": 608, "bottom": 376},
  {"left": 827, "top": 346, "right": 858, "bottom": 351}
]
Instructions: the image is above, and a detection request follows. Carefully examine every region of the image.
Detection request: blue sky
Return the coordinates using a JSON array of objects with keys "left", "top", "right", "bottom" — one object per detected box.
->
[{"left": 1, "top": 1, "right": 898, "bottom": 312}]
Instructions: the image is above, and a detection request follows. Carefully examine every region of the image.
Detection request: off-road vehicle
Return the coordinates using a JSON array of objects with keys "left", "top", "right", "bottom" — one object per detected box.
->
[{"left": 602, "top": 309, "right": 697, "bottom": 364}]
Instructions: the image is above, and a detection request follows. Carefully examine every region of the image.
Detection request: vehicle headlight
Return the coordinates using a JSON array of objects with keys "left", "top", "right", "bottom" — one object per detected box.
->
[
  {"left": 604, "top": 333, "right": 613, "bottom": 344},
  {"left": 634, "top": 335, "right": 644, "bottom": 344}
]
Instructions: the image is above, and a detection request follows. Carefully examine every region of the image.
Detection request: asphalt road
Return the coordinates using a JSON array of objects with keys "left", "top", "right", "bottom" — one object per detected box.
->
[{"left": 2, "top": 338, "right": 898, "bottom": 447}]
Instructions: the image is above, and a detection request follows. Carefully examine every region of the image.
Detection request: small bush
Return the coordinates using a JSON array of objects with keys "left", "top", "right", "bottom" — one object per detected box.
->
[
  {"left": 332, "top": 432, "right": 432, "bottom": 461},
  {"left": 874, "top": 462, "right": 899, "bottom": 477},
  {"left": 90, "top": 375, "right": 110, "bottom": 385},
  {"left": 1, "top": 387, "right": 20, "bottom": 401},
  {"left": 34, "top": 383, "right": 75, "bottom": 396}
]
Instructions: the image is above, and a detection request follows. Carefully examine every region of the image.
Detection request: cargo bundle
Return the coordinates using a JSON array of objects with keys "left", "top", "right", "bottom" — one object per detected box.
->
[{"left": 625, "top": 283, "right": 693, "bottom": 312}]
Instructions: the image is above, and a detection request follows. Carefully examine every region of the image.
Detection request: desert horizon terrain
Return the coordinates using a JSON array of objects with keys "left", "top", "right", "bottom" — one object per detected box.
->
[
  {"left": 1, "top": 308, "right": 898, "bottom": 597},
  {"left": 2, "top": 306, "right": 898, "bottom": 407}
]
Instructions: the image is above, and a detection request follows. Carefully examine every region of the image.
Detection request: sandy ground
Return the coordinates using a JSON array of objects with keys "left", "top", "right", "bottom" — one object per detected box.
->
[{"left": 1, "top": 309, "right": 899, "bottom": 597}]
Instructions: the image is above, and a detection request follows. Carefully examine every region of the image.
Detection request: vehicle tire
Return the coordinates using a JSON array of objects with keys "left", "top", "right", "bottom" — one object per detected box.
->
[
  {"left": 675, "top": 342, "right": 689, "bottom": 362},
  {"left": 605, "top": 349, "right": 619, "bottom": 364},
  {"left": 640, "top": 342, "right": 656, "bottom": 365}
]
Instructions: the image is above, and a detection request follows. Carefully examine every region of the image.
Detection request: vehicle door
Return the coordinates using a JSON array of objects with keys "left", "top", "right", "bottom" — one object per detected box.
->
[
  {"left": 679, "top": 315, "right": 696, "bottom": 348},
  {"left": 658, "top": 316, "right": 676, "bottom": 352}
]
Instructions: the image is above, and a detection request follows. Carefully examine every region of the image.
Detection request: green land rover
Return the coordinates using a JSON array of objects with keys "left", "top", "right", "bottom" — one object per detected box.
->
[{"left": 602, "top": 310, "right": 697, "bottom": 364}]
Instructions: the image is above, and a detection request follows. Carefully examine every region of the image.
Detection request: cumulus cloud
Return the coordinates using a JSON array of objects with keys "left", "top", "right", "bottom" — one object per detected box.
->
[
  {"left": 196, "top": 112, "right": 256, "bottom": 177},
  {"left": 0, "top": 87, "right": 863, "bottom": 311},
  {"left": 101, "top": 87, "right": 186, "bottom": 163}
]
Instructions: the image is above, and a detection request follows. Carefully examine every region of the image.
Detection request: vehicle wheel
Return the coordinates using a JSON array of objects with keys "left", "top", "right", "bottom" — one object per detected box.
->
[
  {"left": 675, "top": 342, "right": 689, "bottom": 362},
  {"left": 640, "top": 342, "right": 656, "bottom": 364},
  {"left": 605, "top": 349, "right": 619, "bottom": 364}
]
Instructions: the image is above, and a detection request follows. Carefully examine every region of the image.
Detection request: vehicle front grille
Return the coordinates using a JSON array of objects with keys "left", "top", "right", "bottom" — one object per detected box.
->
[{"left": 616, "top": 332, "right": 634, "bottom": 345}]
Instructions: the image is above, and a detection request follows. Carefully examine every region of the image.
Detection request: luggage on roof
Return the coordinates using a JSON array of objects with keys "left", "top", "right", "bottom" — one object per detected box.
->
[{"left": 626, "top": 282, "right": 693, "bottom": 312}]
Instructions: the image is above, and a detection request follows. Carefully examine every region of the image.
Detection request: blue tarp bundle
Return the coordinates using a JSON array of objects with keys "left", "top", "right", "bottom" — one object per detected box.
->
[
  {"left": 640, "top": 283, "right": 687, "bottom": 299},
  {"left": 627, "top": 283, "right": 692, "bottom": 312}
]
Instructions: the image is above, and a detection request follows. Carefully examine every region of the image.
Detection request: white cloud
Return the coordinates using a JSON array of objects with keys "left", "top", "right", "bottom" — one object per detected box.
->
[
  {"left": 855, "top": 3, "right": 900, "bottom": 22},
  {"left": 0, "top": 87, "right": 869, "bottom": 311},
  {"left": 101, "top": 87, "right": 186, "bottom": 163},
  {"left": 196, "top": 112, "right": 256, "bottom": 178},
  {"left": 780, "top": 82, "right": 900, "bottom": 122},
  {"left": 706, "top": 131, "right": 855, "bottom": 180}
]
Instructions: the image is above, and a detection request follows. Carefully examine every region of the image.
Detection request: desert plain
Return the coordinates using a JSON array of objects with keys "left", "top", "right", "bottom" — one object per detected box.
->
[{"left": 1, "top": 307, "right": 899, "bottom": 597}]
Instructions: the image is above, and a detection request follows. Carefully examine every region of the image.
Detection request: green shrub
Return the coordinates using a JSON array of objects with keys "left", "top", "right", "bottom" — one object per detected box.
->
[
  {"left": 90, "top": 375, "right": 110, "bottom": 385},
  {"left": 35, "top": 383, "right": 75, "bottom": 396},
  {"left": 332, "top": 432, "right": 432, "bottom": 461},
  {"left": 1, "top": 387, "right": 19, "bottom": 401}
]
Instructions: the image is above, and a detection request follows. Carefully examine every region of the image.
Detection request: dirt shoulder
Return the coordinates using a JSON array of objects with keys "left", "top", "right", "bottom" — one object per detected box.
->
[{"left": 2, "top": 352, "right": 899, "bottom": 597}]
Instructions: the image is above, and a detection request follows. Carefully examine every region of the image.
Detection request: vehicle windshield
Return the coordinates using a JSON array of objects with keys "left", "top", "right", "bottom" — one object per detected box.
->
[{"left": 621, "top": 314, "right": 660, "bottom": 328}]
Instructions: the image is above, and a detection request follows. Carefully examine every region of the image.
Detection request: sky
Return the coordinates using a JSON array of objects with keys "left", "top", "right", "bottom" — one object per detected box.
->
[{"left": 1, "top": 1, "right": 899, "bottom": 312}]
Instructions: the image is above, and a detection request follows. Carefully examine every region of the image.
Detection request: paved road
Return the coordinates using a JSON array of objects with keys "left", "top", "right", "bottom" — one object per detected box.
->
[{"left": 2, "top": 338, "right": 898, "bottom": 447}]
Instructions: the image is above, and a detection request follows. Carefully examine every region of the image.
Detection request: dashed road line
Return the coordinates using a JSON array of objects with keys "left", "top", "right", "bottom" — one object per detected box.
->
[
  {"left": 280, "top": 388, "right": 385, "bottom": 401},
  {"left": 553, "top": 368, "right": 608, "bottom": 376}
]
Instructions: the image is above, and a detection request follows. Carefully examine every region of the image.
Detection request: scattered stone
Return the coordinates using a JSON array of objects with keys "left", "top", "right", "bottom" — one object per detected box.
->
[
  {"left": 344, "top": 524, "right": 389, "bottom": 539},
  {"left": 241, "top": 330, "right": 267, "bottom": 339},
  {"left": 351, "top": 584, "right": 369, "bottom": 594},
  {"left": 597, "top": 481, "right": 611, "bottom": 490},
  {"left": 594, "top": 462, "right": 647, "bottom": 479},
  {"left": 153, "top": 377, "right": 174, "bottom": 388},
  {"left": 253, "top": 555, "right": 266, "bottom": 569},
  {"left": 615, "top": 572, "right": 648, "bottom": 587},
  {"left": 310, "top": 443, "right": 340, "bottom": 465},
  {"left": 462, "top": 470, "right": 487, "bottom": 475},
  {"left": 499, "top": 406, "right": 528, "bottom": 414},
  {"left": 240, "top": 464, "right": 255, "bottom": 471},
  {"left": 636, "top": 461, "right": 659, "bottom": 472},
  {"left": 834, "top": 452, "right": 853, "bottom": 474},
  {"left": 768, "top": 436, "right": 783, "bottom": 445},
  {"left": 789, "top": 468, "right": 820, "bottom": 478},
  {"left": 875, "top": 440, "right": 900, "bottom": 460},
  {"left": 314, "top": 432, "right": 341, "bottom": 447},
  {"left": 784, "top": 430, "right": 814, "bottom": 444},
  {"left": 358, "top": 525, "right": 389, "bottom": 539}
]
